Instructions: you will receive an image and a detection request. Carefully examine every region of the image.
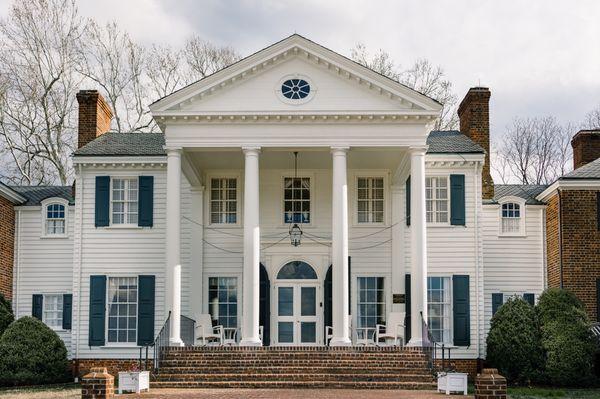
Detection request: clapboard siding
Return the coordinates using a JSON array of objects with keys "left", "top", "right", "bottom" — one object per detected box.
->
[{"left": 13, "top": 206, "right": 74, "bottom": 356}]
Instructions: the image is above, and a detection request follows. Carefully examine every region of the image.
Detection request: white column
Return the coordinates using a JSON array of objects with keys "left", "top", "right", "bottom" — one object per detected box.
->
[
  {"left": 391, "top": 185, "right": 405, "bottom": 312},
  {"left": 330, "top": 147, "right": 351, "bottom": 346},
  {"left": 240, "top": 147, "right": 262, "bottom": 346},
  {"left": 166, "top": 147, "right": 184, "bottom": 346},
  {"left": 408, "top": 146, "right": 428, "bottom": 346}
]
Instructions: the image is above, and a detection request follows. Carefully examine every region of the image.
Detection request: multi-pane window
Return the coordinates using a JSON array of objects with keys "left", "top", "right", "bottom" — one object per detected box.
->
[
  {"left": 427, "top": 277, "right": 451, "bottom": 343},
  {"left": 107, "top": 277, "right": 138, "bottom": 344},
  {"left": 111, "top": 178, "right": 138, "bottom": 225},
  {"left": 284, "top": 177, "right": 310, "bottom": 223},
  {"left": 210, "top": 178, "right": 237, "bottom": 224},
  {"left": 43, "top": 294, "right": 63, "bottom": 329},
  {"left": 501, "top": 203, "right": 521, "bottom": 234},
  {"left": 357, "top": 178, "right": 384, "bottom": 223},
  {"left": 45, "top": 204, "right": 65, "bottom": 235},
  {"left": 208, "top": 277, "right": 238, "bottom": 330},
  {"left": 357, "top": 277, "right": 386, "bottom": 341},
  {"left": 426, "top": 177, "right": 449, "bottom": 223}
]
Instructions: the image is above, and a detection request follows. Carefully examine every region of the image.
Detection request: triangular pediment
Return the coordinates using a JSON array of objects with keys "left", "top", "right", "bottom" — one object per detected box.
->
[{"left": 150, "top": 34, "right": 442, "bottom": 118}]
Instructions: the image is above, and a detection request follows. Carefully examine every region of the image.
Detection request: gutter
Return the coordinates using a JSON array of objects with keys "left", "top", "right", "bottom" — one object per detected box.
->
[{"left": 558, "top": 189, "right": 564, "bottom": 289}]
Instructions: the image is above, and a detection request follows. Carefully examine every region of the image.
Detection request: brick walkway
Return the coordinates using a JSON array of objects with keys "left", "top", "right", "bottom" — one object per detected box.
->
[{"left": 116, "top": 388, "right": 473, "bottom": 398}]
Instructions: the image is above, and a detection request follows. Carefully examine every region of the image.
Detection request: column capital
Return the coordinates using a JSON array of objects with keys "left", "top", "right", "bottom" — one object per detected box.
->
[
  {"left": 242, "top": 146, "right": 261, "bottom": 155},
  {"left": 330, "top": 146, "right": 350, "bottom": 155},
  {"left": 409, "top": 145, "right": 428, "bottom": 156},
  {"left": 165, "top": 146, "right": 183, "bottom": 157}
]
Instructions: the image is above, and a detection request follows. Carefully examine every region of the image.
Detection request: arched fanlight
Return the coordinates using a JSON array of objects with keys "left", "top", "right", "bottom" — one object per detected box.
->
[{"left": 289, "top": 151, "right": 303, "bottom": 247}]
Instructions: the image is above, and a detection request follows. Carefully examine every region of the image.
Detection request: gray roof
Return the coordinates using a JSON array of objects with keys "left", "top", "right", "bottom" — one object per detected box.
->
[
  {"left": 492, "top": 184, "right": 548, "bottom": 205},
  {"left": 560, "top": 157, "right": 600, "bottom": 180},
  {"left": 74, "top": 132, "right": 166, "bottom": 157},
  {"left": 10, "top": 185, "right": 74, "bottom": 206},
  {"left": 426, "top": 131, "right": 485, "bottom": 154}
]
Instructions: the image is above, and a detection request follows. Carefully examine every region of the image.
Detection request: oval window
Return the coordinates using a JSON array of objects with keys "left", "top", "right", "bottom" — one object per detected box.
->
[{"left": 281, "top": 79, "right": 310, "bottom": 100}]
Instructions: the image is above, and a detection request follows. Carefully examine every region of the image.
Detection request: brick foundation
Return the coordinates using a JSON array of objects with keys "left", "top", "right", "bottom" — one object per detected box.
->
[
  {"left": 435, "top": 358, "right": 480, "bottom": 379},
  {"left": 0, "top": 196, "right": 14, "bottom": 301},
  {"left": 74, "top": 359, "right": 151, "bottom": 379},
  {"left": 475, "top": 368, "right": 507, "bottom": 399},
  {"left": 81, "top": 367, "right": 114, "bottom": 399}
]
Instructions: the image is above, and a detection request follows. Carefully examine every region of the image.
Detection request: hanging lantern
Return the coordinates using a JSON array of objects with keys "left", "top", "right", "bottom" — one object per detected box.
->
[
  {"left": 288, "top": 151, "right": 303, "bottom": 246},
  {"left": 289, "top": 223, "right": 303, "bottom": 247}
]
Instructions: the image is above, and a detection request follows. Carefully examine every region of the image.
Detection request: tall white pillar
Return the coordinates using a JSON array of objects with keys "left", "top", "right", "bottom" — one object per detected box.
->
[
  {"left": 166, "top": 147, "right": 184, "bottom": 346},
  {"left": 330, "top": 147, "right": 351, "bottom": 346},
  {"left": 391, "top": 185, "right": 405, "bottom": 312},
  {"left": 240, "top": 147, "right": 262, "bottom": 346},
  {"left": 408, "top": 146, "right": 428, "bottom": 346}
]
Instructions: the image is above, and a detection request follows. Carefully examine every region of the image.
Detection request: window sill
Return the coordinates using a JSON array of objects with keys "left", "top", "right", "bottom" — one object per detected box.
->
[
  {"left": 102, "top": 225, "right": 144, "bottom": 230},
  {"left": 40, "top": 234, "right": 68, "bottom": 239},
  {"left": 100, "top": 344, "right": 142, "bottom": 349},
  {"left": 498, "top": 233, "right": 526, "bottom": 238},
  {"left": 207, "top": 223, "right": 241, "bottom": 229}
]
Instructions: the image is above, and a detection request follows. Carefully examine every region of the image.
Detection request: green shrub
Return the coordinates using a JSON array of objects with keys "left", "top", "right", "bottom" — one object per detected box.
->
[
  {"left": 537, "top": 289, "right": 596, "bottom": 387},
  {"left": 0, "top": 316, "right": 69, "bottom": 386},
  {"left": 486, "top": 296, "right": 544, "bottom": 384},
  {"left": 0, "top": 294, "right": 14, "bottom": 337}
]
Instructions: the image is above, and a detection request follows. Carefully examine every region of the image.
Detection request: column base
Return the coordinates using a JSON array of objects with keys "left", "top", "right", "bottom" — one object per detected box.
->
[
  {"left": 406, "top": 337, "right": 427, "bottom": 347},
  {"left": 239, "top": 338, "right": 262, "bottom": 347},
  {"left": 169, "top": 337, "right": 185, "bottom": 347},
  {"left": 329, "top": 337, "right": 352, "bottom": 347}
]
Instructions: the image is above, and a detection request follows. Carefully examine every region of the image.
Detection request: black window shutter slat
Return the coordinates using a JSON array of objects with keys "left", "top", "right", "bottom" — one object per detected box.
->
[
  {"left": 32, "top": 294, "right": 43, "bottom": 320},
  {"left": 89, "top": 275, "right": 106, "bottom": 346},
  {"left": 62, "top": 294, "right": 73, "bottom": 330},
  {"left": 137, "top": 275, "right": 155, "bottom": 346},
  {"left": 406, "top": 176, "right": 411, "bottom": 226},
  {"left": 452, "top": 275, "right": 470, "bottom": 346},
  {"left": 450, "top": 174, "right": 466, "bottom": 226},
  {"left": 492, "top": 293, "right": 504, "bottom": 315},
  {"left": 95, "top": 176, "right": 110, "bottom": 227},
  {"left": 523, "top": 293, "right": 535, "bottom": 306},
  {"left": 405, "top": 274, "right": 411, "bottom": 341},
  {"left": 138, "top": 176, "right": 154, "bottom": 227}
]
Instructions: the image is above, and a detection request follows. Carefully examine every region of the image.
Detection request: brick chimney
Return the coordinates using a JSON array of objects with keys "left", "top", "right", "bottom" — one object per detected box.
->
[
  {"left": 571, "top": 129, "right": 600, "bottom": 170},
  {"left": 76, "top": 90, "right": 113, "bottom": 149},
  {"left": 458, "top": 87, "right": 494, "bottom": 199}
]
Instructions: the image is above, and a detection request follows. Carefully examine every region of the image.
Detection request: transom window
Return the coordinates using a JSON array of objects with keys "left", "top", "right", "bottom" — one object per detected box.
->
[
  {"left": 210, "top": 178, "right": 237, "bottom": 224},
  {"left": 277, "top": 261, "right": 317, "bottom": 280},
  {"left": 45, "top": 203, "right": 65, "bottom": 235},
  {"left": 107, "top": 277, "right": 138, "bottom": 344},
  {"left": 281, "top": 79, "right": 310, "bottom": 100},
  {"left": 284, "top": 177, "right": 310, "bottom": 224},
  {"left": 426, "top": 177, "right": 449, "bottom": 223},
  {"left": 501, "top": 203, "right": 521, "bottom": 234},
  {"left": 43, "top": 294, "right": 63, "bottom": 329},
  {"left": 357, "top": 277, "right": 386, "bottom": 341},
  {"left": 208, "top": 277, "right": 238, "bottom": 329},
  {"left": 111, "top": 178, "right": 138, "bottom": 225},
  {"left": 357, "top": 177, "right": 384, "bottom": 223},
  {"left": 427, "top": 277, "right": 451, "bottom": 343}
]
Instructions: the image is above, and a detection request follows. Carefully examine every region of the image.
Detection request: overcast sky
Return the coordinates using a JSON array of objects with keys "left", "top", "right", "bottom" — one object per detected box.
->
[{"left": 2, "top": 0, "right": 599, "bottom": 142}]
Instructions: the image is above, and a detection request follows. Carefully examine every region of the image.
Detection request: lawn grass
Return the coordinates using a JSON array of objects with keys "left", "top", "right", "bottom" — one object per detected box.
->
[
  {"left": 0, "top": 383, "right": 80, "bottom": 398},
  {"left": 508, "top": 386, "right": 600, "bottom": 399}
]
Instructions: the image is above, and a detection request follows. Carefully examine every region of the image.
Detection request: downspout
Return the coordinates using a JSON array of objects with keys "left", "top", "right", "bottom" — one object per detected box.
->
[
  {"left": 474, "top": 161, "right": 481, "bottom": 360},
  {"left": 557, "top": 189, "right": 563, "bottom": 289},
  {"left": 541, "top": 207, "right": 547, "bottom": 289},
  {"left": 75, "top": 164, "right": 84, "bottom": 363},
  {"left": 14, "top": 209, "right": 21, "bottom": 314}
]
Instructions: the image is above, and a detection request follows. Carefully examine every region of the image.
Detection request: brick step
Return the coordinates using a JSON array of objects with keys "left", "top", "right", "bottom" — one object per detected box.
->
[
  {"left": 153, "top": 373, "right": 434, "bottom": 383},
  {"left": 159, "top": 360, "right": 430, "bottom": 368},
  {"left": 156, "top": 366, "right": 430, "bottom": 375},
  {"left": 162, "top": 353, "right": 427, "bottom": 361},
  {"left": 150, "top": 380, "right": 436, "bottom": 390}
]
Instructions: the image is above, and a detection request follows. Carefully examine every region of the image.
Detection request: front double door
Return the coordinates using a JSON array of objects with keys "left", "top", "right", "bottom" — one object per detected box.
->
[{"left": 275, "top": 283, "right": 320, "bottom": 345}]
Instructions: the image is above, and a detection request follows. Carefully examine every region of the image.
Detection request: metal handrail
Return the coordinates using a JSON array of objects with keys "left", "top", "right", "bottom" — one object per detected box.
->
[
  {"left": 138, "top": 312, "right": 171, "bottom": 372},
  {"left": 420, "top": 311, "right": 440, "bottom": 375}
]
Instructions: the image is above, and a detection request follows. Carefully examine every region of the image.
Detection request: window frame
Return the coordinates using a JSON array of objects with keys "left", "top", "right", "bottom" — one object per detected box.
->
[
  {"left": 42, "top": 293, "right": 64, "bottom": 330},
  {"left": 355, "top": 275, "right": 389, "bottom": 343},
  {"left": 425, "top": 176, "right": 450, "bottom": 226},
  {"left": 109, "top": 176, "right": 139, "bottom": 227},
  {"left": 351, "top": 171, "right": 389, "bottom": 227},
  {"left": 209, "top": 177, "right": 240, "bottom": 226},
  {"left": 206, "top": 173, "right": 241, "bottom": 227},
  {"left": 355, "top": 176, "right": 386, "bottom": 225},
  {"left": 276, "top": 74, "right": 316, "bottom": 105},
  {"left": 40, "top": 198, "right": 69, "bottom": 238},
  {"left": 105, "top": 275, "right": 139, "bottom": 347},
  {"left": 279, "top": 173, "right": 315, "bottom": 227},
  {"left": 427, "top": 275, "right": 453, "bottom": 344},
  {"left": 497, "top": 196, "right": 527, "bottom": 237},
  {"left": 204, "top": 272, "right": 242, "bottom": 332}
]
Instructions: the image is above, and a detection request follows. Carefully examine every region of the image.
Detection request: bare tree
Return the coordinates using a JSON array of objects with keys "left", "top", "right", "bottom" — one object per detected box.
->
[
  {"left": 495, "top": 117, "right": 573, "bottom": 185},
  {"left": 0, "top": 0, "right": 85, "bottom": 185},
  {"left": 350, "top": 43, "right": 458, "bottom": 130},
  {"left": 582, "top": 104, "right": 600, "bottom": 129},
  {"left": 184, "top": 35, "right": 240, "bottom": 82}
]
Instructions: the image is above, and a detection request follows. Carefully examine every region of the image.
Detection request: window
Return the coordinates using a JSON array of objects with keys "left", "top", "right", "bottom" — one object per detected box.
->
[
  {"left": 107, "top": 277, "right": 138, "bottom": 344},
  {"left": 43, "top": 294, "right": 63, "bottom": 329},
  {"left": 284, "top": 177, "right": 310, "bottom": 223},
  {"left": 45, "top": 203, "right": 65, "bottom": 235},
  {"left": 501, "top": 202, "right": 521, "bottom": 234},
  {"left": 428, "top": 277, "right": 451, "bottom": 343},
  {"left": 357, "top": 277, "right": 386, "bottom": 341},
  {"left": 357, "top": 177, "right": 384, "bottom": 223},
  {"left": 111, "top": 178, "right": 138, "bottom": 225},
  {"left": 426, "top": 177, "right": 449, "bottom": 223},
  {"left": 208, "top": 277, "right": 238, "bottom": 330},
  {"left": 210, "top": 178, "right": 237, "bottom": 224},
  {"left": 277, "top": 261, "right": 317, "bottom": 279},
  {"left": 281, "top": 79, "right": 310, "bottom": 100}
]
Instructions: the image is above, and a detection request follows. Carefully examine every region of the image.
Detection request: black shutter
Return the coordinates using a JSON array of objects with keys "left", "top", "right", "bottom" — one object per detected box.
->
[
  {"left": 259, "top": 264, "right": 271, "bottom": 346},
  {"left": 62, "top": 294, "right": 73, "bottom": 330},
  {"left": 32, "top": 294, "right": 43, "bottom": 320},
  {"left": 137, "top": 275, "right": 155, "bottom": 346},
  {"left": 596, "top": 193, "right": 600, "bottom": 231},
  {"left": 452, "top": 275, "right": 470, "bottom": 346},
  {"left": 523, "top": 293, "right": 535, "bottom": 306},
  {"left": 450, "top": 174, "right": 466, "bottom": 226},
  {"left": 324, "top": 266, "right": 332, "bottom": 340},
  {"left": 405, "top": 274, "right": 411, "bottom": 341},
  {"left": 597, "top": 278, "right": 600, "bottom": 322},
  {"left": 89, "top": 275, "right": 106, "bottom": 346},
  {"left": 138, "top": 176, "right": 154, "bottom": 227},
  {"left": 406, "top": 176, "right": 411, "bottom": 226},
  {"left": 492, "top": 293, "right": 503, "bottom": 315},
  {"left": 95, "top": 176, "right": 110, "bottom": 227}
]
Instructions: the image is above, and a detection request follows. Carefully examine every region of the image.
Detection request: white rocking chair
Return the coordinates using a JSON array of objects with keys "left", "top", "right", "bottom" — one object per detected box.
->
[
  {"left": 195, "top": 314, "right": 224, "bottom": 346},
  {"left": 375, "top": 312, "right": 406, "bottom": 346},
  {"left": 325, "top": 319, "right": 353, "bottom": 346}
]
